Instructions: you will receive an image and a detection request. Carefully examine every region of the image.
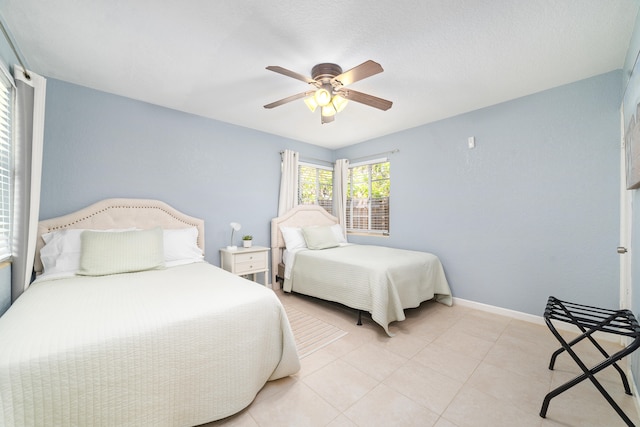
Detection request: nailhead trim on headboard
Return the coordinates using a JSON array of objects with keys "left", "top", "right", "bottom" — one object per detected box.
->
[
  {"left": 44, "top": 205, "right": 200, "bottom": 231},
  {"left": 34, "top": 199, "right": 205, "bottom": 276}
]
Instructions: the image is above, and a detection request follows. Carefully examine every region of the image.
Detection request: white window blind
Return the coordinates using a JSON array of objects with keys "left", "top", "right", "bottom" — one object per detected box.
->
[
  {"left": 298, "top": 162, "right": 333, "bottom": 215},
  {"left": 0, "top": 66, "right": 13, "bottom": 261}
]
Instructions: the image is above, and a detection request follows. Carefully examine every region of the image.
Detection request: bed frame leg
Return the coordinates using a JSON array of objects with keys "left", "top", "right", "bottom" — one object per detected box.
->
[{"left": 357, "top": 310, "right": 362, "bottom": 326}]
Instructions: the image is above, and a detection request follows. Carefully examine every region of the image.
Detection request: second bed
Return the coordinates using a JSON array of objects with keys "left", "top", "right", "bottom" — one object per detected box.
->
[{"left": 271, "top": 205, "right": 452, "bottom": 336}]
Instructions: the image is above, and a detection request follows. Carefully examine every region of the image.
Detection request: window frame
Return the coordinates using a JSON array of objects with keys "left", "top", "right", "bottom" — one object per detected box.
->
[{"left": 346, "top": 158, "right": 390, "bottom": 236}]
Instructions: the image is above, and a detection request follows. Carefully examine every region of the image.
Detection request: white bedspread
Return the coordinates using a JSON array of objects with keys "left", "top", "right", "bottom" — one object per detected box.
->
[
  {"left": 283, "top": 245, "right": 452, "bottom": 336},
  {"left": 0, "top": 262, "right": 300, "bottom": 427}
]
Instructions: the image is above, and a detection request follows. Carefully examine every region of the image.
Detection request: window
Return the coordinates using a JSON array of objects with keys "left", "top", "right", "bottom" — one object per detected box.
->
[
  {"left": 295, "top": 158, "right": 390, "bottom": 235},
  {"left": 0, "top": 68, "right": 12, "bottom": 260},
  {"left": 298, "top": 162, "right": 333, "bottom": 214},
  {"left": 346, "top": 159, "right": 390, "bottom": 235}
]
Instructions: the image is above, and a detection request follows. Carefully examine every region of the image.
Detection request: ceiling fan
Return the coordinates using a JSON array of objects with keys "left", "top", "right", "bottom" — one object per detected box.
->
[{"left": 263, "top": 60, "right": 393, "bottom": 124}]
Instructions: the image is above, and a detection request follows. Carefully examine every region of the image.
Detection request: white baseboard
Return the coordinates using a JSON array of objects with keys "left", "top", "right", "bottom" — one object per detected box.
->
[{"left": 452, "top": 297, "right": 621, "bottom": 344}]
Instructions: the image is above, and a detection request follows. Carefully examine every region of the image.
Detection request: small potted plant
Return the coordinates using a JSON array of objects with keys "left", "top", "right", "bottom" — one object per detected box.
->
[{"left": 242, "top": 235, "right": 253, "bottom": 248}]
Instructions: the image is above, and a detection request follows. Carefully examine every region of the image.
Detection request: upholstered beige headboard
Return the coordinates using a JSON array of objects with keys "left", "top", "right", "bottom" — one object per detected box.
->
[
  {"left": 35, "top": 198, "right": 205, "bottom": 275},
  {"left": 270, "top": 204, "right": 339, "bottom": 285}
]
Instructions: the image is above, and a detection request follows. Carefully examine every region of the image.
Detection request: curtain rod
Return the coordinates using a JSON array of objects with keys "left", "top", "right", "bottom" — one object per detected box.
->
[
  {"left": 301, "top": 157, "right": 333, "bottom": 166},
  {"left": 280, "top": 148, "right": 399, "bottom": 166},
  {"left": 0, "top": 17, "right": 30, "bottom": 80},
  {"left": 279, "top": 150, "right": 333, "bottom": 166},
  {"left": 348, "top": 149, "right": 399, "bottom": 163}
]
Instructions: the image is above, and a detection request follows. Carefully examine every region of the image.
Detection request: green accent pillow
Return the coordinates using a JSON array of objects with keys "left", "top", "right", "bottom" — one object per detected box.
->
[
  {"left": 301, "top": 226, "right": 340, "bottom": 250},
  {"left": 78, "top": 227, "right": 164, "bottom": 276}
]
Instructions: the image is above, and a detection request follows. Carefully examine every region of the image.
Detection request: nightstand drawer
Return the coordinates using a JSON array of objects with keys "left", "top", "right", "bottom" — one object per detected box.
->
[
  {"left": 234, "top": 258, "right": 266, "bottom": 274},
  {"left": 234, "top": 252, "right": 264, "bottom": 264}
]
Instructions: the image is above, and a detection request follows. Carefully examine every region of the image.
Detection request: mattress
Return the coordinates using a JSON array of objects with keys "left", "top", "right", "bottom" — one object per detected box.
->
[{"left": 0, "top": 262, "right": 300, "bottom": 426}]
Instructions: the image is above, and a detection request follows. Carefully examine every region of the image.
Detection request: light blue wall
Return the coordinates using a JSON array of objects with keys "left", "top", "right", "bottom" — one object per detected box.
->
[
  {"left": 41, "top": 79, "right": 332, "bottom": 265},
  {"left": 336, "top": 71, "right": 622, "bottom": 316}
]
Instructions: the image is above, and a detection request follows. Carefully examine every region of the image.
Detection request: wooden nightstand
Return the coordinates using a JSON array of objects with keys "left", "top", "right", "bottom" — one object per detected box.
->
[{"left": 219, "top": 246, "right": 270, "bottom": 286}]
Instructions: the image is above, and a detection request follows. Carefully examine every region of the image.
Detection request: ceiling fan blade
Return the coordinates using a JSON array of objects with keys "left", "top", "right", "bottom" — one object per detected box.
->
[
  {"left": 331, "top": 60, "right": 384, "bottom": 87},
  {"left": 337, "top": 88, "right": 393, "bottom": 111},
  {"left": 266, "top": 66, "right": 317, "bottom": 85},
  {"left": 263, "top": 91, "right": 314, "bottom": 109}
]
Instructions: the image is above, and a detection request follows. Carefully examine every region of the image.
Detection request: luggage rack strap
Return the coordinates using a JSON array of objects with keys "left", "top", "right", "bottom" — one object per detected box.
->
[{"left": 545, "top": 296, "right": 640, "bottom": 337}]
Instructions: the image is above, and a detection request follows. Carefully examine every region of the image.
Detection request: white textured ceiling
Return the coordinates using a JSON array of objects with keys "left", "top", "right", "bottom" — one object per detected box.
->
[{"left": 0, "top": 0, "right": 638, "bottom": 149}]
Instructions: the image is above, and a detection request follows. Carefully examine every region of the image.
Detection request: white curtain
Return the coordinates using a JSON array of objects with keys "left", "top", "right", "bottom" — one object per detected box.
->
[
  {"left": 11, "top": 65, "right": 46, "bottom": 301},
  {"left": 333, "top": 159, "right": 349, "bottom": 235},
  {"left": 278, "top": 149, "right": 299, "bottom": 216}
]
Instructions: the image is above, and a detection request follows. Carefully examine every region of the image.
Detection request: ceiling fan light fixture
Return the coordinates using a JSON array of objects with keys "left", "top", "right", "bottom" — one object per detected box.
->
[
  {"left": 304, "top": 96, "right": 318, "bottom": 112},
  {"left": 314, "top": 86, "right": 332, "bottom": 107},
  {"left": 321, "top": 104, "right": 337, "bottom": 117},
  {"left": 331, "top": 95, "right": 348, "bottom": 113}
]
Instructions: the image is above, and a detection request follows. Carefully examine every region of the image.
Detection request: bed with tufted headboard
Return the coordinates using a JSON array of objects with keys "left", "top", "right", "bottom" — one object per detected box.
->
[
  {"left": 271, "top": 204, "right": 453, "bottom": 336},
  {"left": 1, "top": 198, "right": 300, "bottom": 427},
  {"left": 33, "top": 198, "right": 206, "bottom": 278}
]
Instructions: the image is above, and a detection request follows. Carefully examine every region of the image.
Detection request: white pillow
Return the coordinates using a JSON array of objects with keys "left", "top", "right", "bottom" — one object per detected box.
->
[
  {"left": 39, "top": 227, "right": 203, "bottom": 279},
  {"left": 163, "top": 227, "right": 204, "bottom": 267},
  {"left": 39, "top": 228, "right": 136, "bottom": 280},
  {"left": 330, "top": 224, "right": 348, "bottom": 244},
  {"left": 78, "top": 228, "right": 164, "bottom": 276},
  {"left": 280, "top": 226, "right": 307, "bottom": 250},
  {"left": 40, "top": 229, "right": 84, "bottom": 278}
]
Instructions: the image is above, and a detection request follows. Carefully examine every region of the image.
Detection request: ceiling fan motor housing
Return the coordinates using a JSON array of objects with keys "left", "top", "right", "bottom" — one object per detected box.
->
[{"left": 311, "top": 63, "right": 343, "bottom": 83}]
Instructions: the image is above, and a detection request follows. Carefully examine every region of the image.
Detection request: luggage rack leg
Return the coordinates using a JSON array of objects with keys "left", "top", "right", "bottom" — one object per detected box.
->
[
  {"left": 547, "top": 320, "right": 631, "bottom": 395},
  {"left": 539, "top": 296, "right": 640, "bottom": 427}
]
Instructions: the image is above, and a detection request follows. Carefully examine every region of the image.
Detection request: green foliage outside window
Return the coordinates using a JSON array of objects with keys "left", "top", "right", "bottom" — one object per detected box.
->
[{"left": 347, "top": 162, "right": 390, "bottom": 199}]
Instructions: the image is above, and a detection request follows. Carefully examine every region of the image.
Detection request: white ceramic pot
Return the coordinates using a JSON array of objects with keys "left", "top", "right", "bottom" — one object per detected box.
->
[{"left": 243, "top": 240, "right": 252, "bottom": 248}]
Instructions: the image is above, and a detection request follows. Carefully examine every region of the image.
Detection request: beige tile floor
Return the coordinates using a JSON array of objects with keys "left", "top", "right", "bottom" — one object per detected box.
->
[{"left": 207, "top": 291, "right": 640, "bottom": 427}]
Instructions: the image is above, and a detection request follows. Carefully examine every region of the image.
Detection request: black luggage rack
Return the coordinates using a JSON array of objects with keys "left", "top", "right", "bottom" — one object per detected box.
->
[{"left": 540, "top": 296, "right": 640, "bottom": 426}]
